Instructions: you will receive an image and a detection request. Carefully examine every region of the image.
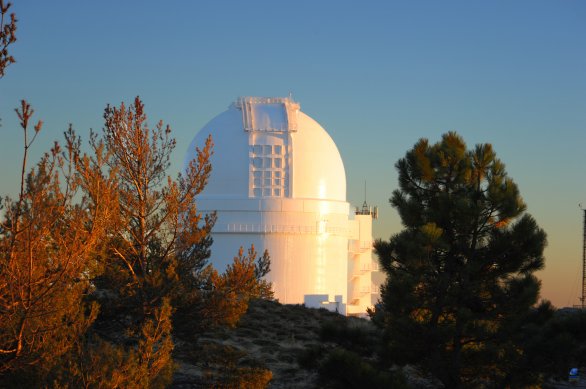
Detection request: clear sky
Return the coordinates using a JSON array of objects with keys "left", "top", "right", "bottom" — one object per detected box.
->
[{"left": 1, "top": 1, "right": 585, "bottom": 308}]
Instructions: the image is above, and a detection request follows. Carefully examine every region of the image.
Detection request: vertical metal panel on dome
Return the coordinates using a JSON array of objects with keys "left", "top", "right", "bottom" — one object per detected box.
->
[
  {"left": 236, "top": 96, "right": 299, "bottom": 133},
  {"left": 236, "top": 97, "right": 298, "bottom": 199}
]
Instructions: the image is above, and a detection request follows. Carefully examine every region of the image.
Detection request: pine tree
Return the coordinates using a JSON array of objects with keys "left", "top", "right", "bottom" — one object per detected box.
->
[
  {"left": 1, "top": 8, "right": 274, "bottom": 378},
  {"left": 83, "top": 97, "right": 214, "bottom": 385},
  {"left": 96, "top": 97, "right": 213, "bottom": 316},
  {"left": 374, "top": 132, "right": 547, "bottom": 387},
  {"left": 0, "top": 103, "right": 112, "bottom": 383},
  {"left": 203, "top": 246, "right": 273, "bottom": 328}
]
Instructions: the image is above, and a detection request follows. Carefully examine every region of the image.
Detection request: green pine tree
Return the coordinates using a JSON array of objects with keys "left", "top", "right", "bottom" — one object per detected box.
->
[{"left": 374, "top": 132, "right": 547, "bottom": 387}]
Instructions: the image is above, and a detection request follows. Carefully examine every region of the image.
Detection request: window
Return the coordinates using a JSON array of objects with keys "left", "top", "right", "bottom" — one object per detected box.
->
[{"left": 250, "top": 143, "right": 287, "bottom": 198}]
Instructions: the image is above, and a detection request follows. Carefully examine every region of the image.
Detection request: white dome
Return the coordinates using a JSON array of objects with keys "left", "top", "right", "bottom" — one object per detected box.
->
[
  {"left": 183, "top": 97, "right": 366, "bottom": 310},
  {"left": 185, "top": 97, "right": 346, "bottom": 201}
]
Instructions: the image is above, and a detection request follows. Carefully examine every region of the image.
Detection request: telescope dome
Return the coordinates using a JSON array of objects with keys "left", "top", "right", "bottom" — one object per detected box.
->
[{"left": 185, "top": 97, "right": 346, "bottom": 201}]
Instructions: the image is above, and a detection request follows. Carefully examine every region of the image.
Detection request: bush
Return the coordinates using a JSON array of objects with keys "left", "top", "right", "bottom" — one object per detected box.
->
[
  {"left": 318, "top": 349, "right": 408, "bottom": 389},
  {"left": 319, "top": 319, "right": 378, "bottom": 356},
  {"left": 297, "top": 344, "right": 327, "bottom": 369}
]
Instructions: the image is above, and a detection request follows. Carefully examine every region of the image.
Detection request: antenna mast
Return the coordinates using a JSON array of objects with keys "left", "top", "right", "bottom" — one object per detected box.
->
[
  {"left": 580, "top": 204, "right": 586, "bottom": 309},
  {"left": 361, "top": 180, "right": 369, "bottom": 214},
  {"left": 355, "top": 180, "right": 378, "bottom": 219}
]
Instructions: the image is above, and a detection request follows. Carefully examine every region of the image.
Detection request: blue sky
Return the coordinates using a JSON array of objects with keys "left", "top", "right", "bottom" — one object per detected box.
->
[{"left": 1, "top": 0, "right": 585, "bottom": 307}]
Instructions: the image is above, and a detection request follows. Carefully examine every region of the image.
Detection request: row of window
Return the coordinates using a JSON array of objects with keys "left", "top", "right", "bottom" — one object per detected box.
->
[
  {"left": 252, "top": 157, "right": 283, "bottom": 169},
  {"left": 252, "top": 188, "right": 283, "bottom": 197},
  {"left": 253, "top": 170, "right": 283, "bottom": 178},
  {"left": 249, "top": 144, "right": 283, "bottom": 155},
  {"left": 250, "top": 143, "right": 287, "bottom": 198},
  {"left": 253, "top": 177, "right": 287, "bottom": 187}
]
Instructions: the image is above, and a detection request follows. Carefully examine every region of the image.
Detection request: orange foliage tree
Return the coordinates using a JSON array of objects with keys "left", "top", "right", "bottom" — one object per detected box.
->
[
  {"left": 0, "top": 102, "right": 113, "bottom": 380},
  {"left": 82, "top": 97, "right": 214, "bottom": 385},
  {"left": 92, "top": 97, "right": 214, "bottom": 317},
  {"left": 1, "top": 5, "right": 274, "bottom": 381},
  {"left": 203, "top": 246, "right": 273, "bottom": 328}
]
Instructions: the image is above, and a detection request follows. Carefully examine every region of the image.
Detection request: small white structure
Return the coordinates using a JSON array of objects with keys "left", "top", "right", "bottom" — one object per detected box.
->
[{"left": 185, "top": 97, "right": 379, "bottom": 316}]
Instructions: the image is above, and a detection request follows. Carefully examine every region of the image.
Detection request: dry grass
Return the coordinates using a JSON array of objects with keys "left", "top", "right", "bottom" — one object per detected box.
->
[{"left": 172, "top": 299, "right": 370, "bottom": 388}]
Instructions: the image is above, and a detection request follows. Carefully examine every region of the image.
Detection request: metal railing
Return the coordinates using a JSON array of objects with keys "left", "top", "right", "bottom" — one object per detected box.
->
[{"left": 218, "top": 223, "right": 350, "bottom": 236}]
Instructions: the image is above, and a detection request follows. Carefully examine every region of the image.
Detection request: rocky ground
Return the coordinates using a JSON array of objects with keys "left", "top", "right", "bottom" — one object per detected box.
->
[
  {"left": 172, "top": 299, "right": 346, "bottom": 388},
  {"left": 171, "top": 299, "right": 446, "bottom": 388},
  {"left": 173, "top": 299, "right": 578, "bottom": 388}
]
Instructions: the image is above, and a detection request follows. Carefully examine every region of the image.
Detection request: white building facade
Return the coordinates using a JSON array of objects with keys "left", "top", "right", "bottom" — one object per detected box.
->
[{"left": 185, "top": 97, "right": 378, "bottom": 316}]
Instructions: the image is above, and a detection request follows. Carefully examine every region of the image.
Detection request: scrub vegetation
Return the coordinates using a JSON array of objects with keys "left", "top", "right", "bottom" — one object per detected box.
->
[
  {"left": 0, "top": 93, "right": 273, "bottom": 387},
  {"left": 0, "top": 5, "right": 272, "bottom": 386},
  {"left": 2, "top": 3, "right": 586, "bottom": 388}
]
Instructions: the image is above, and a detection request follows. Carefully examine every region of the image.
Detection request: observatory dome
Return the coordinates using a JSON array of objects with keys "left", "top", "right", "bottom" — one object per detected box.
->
[
  {"left": 183, "top": 97, "right": 380, "bottom": 314},
  {"left": 185, "top": 97, "right": 346, "bottom": 201}
]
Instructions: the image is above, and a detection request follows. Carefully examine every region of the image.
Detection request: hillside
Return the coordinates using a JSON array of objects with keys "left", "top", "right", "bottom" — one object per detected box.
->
[
  {"left": 172, "top": 299, "right": 347, "bottom": 388},
  {"left": 172, "top": 299, "right": 441, "bottom": 388}
]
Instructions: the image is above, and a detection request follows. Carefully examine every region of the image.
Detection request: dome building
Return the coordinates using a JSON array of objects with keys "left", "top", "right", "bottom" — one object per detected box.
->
[{"left": 185, "top": 97, "right": 378, "bottom": 316}]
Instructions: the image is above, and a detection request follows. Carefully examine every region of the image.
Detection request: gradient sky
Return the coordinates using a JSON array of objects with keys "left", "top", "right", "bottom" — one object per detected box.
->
[{"left": 1, "top": 1, "right": 585, "bottom": 307}]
